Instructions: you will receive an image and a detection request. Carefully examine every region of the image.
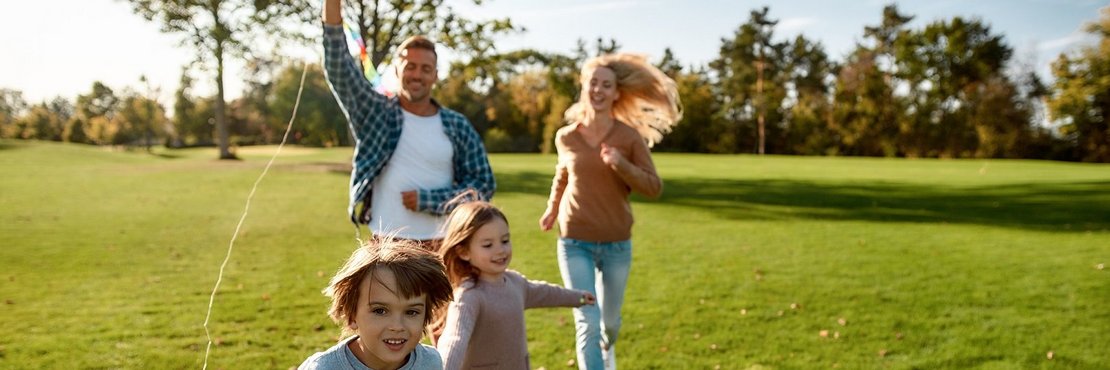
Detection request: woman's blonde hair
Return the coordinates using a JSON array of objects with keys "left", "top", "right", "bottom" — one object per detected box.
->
[
  {"left": 427, "top": 201, "right": 508, "bottom": 343},
  {"left": 564, "top": 53, "right": 683, "bottom": 147},
  {"left": 323, "top": 237, "right": 453, "bottom": 338}
]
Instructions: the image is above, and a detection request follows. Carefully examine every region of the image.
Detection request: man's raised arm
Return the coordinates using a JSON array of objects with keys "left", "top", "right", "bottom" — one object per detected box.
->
[{"left": 323, "top": 0, "right": 341, "bottom": 25}]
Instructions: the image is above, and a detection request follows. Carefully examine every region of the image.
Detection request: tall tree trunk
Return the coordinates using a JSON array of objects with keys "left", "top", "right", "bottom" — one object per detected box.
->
[
  {"left": 756, "top": 57, "right": 766, "bottom": 155},
  {"left": 215, "top": 44, "right": 233, "bottom": 159}
]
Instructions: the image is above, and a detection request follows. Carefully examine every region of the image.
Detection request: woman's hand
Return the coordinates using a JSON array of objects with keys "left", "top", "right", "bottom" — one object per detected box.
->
[
  {"left": 580, "top": 292, "right": 597, "bottom": 306},
  {"left": 600, "top": 143, "right": 624, "bottom": 167},
  {"left": 539, "top": 208, "right": 557, "bottom": 231}
]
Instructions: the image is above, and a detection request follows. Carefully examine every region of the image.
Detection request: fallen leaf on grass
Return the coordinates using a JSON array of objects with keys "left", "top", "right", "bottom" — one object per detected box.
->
[
  {"left": 1047, "top": 351, "right": 1054, "bottom": 360},
  {"left": 819, "top": 330, "right": 829, "bottom": 337},
  {"left": 838, "top": 318, "right": 847, "bottom": 326}
]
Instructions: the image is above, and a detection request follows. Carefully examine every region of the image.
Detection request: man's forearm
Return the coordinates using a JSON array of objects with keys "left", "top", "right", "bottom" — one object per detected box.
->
[{"left": 323, "top": 0, "right": 341, "bottom": 25}]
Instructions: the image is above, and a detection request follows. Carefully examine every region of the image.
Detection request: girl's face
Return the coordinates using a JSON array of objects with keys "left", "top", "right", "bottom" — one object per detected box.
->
[
  {"left": 582, "top": 65, "right": 619, "bottom": 112},
  {"left": 460, "top": 217, "right": 511, "bottom": 282},
  {"left": 348, "top": 268, "right": 427, "bottom": 370}
]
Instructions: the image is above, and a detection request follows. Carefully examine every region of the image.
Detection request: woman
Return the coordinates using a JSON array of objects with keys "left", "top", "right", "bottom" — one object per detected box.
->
[{"left": 539, "top": 53, "right": 681, "bottom": 370}]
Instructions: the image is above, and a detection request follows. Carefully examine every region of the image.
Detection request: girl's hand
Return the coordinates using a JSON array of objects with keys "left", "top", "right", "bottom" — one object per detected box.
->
[
  {"left": 539, "top": 208, "right": 557, "bottom": 231},
  {"left": 580, "top": 292, "right": 597, "bottom": 306},
  {"left": 599, "top": 143, "right": 623, "bottom": 167}
]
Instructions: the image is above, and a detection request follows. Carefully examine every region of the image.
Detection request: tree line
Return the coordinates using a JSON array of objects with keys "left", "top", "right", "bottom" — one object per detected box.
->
[{"left": 1, "top": 4, "right": 1107, "bottom": 162}]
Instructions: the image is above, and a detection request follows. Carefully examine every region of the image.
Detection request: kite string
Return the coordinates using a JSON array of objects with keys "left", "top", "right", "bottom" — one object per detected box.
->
[{"left": 201, "top": 62, "right": 310, "bottom": 370}]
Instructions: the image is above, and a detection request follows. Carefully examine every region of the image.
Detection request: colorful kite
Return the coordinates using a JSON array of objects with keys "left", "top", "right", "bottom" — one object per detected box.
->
[{"left": 343, "top": 22, "right": 393, "bottom": 97}]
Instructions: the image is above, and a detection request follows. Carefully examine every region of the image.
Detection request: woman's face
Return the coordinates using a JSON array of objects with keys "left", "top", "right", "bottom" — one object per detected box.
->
[{"left": 582, "top": 66, "right": 619, "bottom": 112}]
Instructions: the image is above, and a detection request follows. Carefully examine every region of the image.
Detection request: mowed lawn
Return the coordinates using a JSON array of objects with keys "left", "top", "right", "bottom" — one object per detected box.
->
[{"left": 1, "top": 140, "right": 1107, "bottom": 369}]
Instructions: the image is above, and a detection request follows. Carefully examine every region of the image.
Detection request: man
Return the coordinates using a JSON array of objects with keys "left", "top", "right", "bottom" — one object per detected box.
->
[{"left": 322, "top": 0, "right": 495, "bottom": 245}]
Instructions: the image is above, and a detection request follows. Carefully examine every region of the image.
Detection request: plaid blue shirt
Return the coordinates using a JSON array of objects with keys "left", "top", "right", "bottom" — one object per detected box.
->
[{"left": 322, "top": 24, "right": 495, "bottom": 224}]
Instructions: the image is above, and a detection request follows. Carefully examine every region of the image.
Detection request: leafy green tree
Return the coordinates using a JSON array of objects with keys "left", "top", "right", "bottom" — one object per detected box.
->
[
  {"left": 783, "top": 35, "right": 837, "bottom": 155},
  {"left": 711, "top": 6, "right": 788, "bottom": 154},
  {"left": 172, "top": 69, "right": 213, "bottom": 147},
  {"left": 896, "top": 17, "right": 1014, "bottom": 158},
  {"left": 125, "top": 0, "right": 303, "bottom": 159},
  {"left": 1047, "top": 7, "right": 1110, "bottom": 162},
  {"left": 14, "top": 98, "right": 70, "bottom": 141},
  {"left": 269, "top": 63, "right": 349, "bottom": 147},
  {"left": 73, "top": 82, "right": 122, "bottom": 145},
  {"left": 336, "top": 0, "right": 518, "bottom": 69},
  {"left": 116, "top": 93, "right": 169, "bottom": 149},
  {"left": 655, "top": 65, "right": 722, "bottom": 153},
  {"left": 0, "top": 88, "right": 28, "bottom": 139},
  {"left": 832, "top": 48, "right": 897, "bottom": 156}
]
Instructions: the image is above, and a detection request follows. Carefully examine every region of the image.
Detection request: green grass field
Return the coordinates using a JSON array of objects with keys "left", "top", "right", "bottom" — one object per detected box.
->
[{"left": 1, "top": 140, "right": 1107, "bottom": 369}]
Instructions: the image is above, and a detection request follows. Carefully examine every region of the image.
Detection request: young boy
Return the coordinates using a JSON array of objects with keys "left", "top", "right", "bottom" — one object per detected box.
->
[{"left": 299, "top": 239, "right": 453, "bottom": 370}]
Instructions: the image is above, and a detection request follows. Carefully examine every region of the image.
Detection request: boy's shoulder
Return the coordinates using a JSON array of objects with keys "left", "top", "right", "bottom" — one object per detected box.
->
[
  {"left": 297, "top": 337, "right": 443, "bottom": 370},
  {"left": 296, "top": 336, "right": 354, "bottom": 370},
  {"left": 405, "top": 343, "right": 444, "bottom": 369}
]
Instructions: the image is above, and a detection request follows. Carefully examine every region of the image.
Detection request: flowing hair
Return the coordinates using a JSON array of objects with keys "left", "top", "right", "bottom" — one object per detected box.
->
[
  {"left": 427, "top": 200, "right": 509, "bottom": 343},
  {"left": 564, "top": 53, "right": 683, "bottom": 147},
  {"left": 323, "top": 236, "right": 453, "bottom": 339}
]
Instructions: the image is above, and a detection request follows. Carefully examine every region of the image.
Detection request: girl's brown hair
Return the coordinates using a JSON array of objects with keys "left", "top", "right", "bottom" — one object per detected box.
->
[{"left": 323, "top": 237, "right": 453, "bottom": 338}]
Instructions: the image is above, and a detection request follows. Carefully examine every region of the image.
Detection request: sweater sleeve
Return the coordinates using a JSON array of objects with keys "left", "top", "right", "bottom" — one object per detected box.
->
[
  {"left": 545, "top": 132, "right": 571, "bottom": 211},
  {"left": 521, "top": 274, "right": 586, "bottom": 309},
  {"left": 436, "top": 288, "right": 479, "bottom": 370},
  {"left": 611, "top": 133, "right": 662, "bottom": 198}
]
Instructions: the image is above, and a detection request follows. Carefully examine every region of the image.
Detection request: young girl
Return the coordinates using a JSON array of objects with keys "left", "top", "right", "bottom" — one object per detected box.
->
[
  {"left": 433, "top": 201, "right": 596, "bottom": 369},
  {"left": 299, "top": 238, "right": 454, "bottom": 370}
]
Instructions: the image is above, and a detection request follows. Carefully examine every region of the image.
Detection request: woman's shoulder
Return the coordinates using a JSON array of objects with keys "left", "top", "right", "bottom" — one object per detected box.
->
[
  {"left": 611, "top": 120, "right": 640, "bottom": 136},
  {"left": 555, "top": 123, "right": 578, "bottom": 139}
]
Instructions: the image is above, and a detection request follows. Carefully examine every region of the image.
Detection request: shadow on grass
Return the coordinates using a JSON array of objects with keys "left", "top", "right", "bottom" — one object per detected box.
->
[
  {"left": 495, "top": 171, "right": 1110, "bottom": 232},
  {"left": 150, "top": 152, "right": 183, "bottom": 159}
]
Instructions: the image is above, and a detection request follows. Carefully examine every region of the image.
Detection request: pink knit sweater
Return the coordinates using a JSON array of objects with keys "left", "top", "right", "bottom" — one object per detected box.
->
[{"left": 436, "top": 270, "right": 585, "bottom": 369}]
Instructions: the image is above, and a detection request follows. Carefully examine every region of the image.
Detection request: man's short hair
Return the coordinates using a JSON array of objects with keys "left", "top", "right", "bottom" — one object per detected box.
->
[{"left": 396, "top": 35, "right": 438, "bottom": 60}]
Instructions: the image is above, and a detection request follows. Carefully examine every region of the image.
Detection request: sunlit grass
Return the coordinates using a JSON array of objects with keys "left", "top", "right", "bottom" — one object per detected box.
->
[{"left": 0, "top": 140, "right": 1107, "bottom": 369}]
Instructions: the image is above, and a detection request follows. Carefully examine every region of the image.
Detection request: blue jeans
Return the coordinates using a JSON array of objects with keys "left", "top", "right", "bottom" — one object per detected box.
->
[{"left": 557, "top": 237, "right": 632, "bottom": 370}]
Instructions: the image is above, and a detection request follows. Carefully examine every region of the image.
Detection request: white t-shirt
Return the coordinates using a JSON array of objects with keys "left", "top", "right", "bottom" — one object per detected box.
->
[{"left": 370, "top": 110, "right": 454, "bottom": 239}]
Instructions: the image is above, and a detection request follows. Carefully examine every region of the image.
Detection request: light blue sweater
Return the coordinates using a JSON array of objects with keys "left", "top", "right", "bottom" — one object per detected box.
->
[{"left": 298, "top": 335, "right": 442, "bottom": 370}]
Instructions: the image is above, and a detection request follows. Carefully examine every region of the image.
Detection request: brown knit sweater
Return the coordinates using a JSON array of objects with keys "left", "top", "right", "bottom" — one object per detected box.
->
[
  {"left": 546, "top": 121, "right": 662, "bottom": 242},
  {"left": 436, "top": 270, "right": 586, "bottom": 369}
]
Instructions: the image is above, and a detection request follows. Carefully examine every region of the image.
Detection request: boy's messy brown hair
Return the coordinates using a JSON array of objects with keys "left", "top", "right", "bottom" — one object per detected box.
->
[{"left": 323, "top": 237, "right": 453, "bottom": 337}]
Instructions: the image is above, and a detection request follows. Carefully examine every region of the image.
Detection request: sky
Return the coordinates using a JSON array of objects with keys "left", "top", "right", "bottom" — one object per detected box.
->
[{"left": 1, "top": 0, "right": 1106, "bottom": 105}]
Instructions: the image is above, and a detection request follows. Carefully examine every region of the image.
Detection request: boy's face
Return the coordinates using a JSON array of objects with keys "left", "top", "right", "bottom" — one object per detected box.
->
[{"left": 347, "top": 268, "right": 428, "bottom": 369}]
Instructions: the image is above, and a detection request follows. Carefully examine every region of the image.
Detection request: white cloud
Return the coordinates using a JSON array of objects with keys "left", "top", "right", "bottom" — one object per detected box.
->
[
  {"left": 509, "top": 1, "right": 641, "bottom": 19},
  {"left": 1037, "top": 31, "right": 1094, "bottom": 52},
  {"left": 778, "top": 17, "right": 818, "bottom": 33}
]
